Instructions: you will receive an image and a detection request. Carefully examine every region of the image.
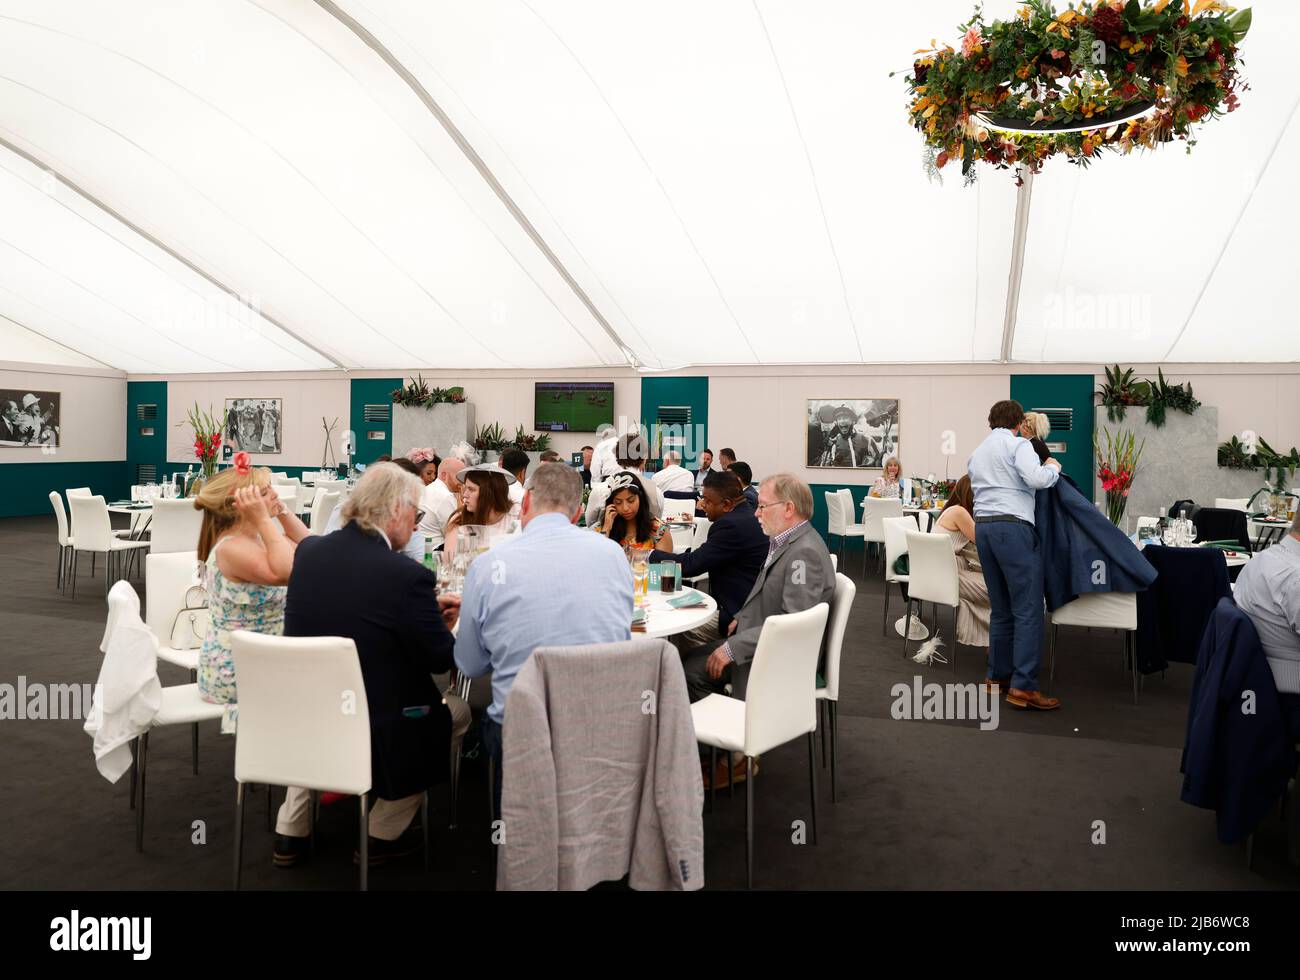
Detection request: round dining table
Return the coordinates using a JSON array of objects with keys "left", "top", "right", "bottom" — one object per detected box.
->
[{"left": 638, "top": 587, "right": 717, "bottom": 640}]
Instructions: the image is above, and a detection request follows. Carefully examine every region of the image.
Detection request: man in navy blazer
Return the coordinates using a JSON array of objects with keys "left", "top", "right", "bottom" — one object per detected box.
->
[
  {"left": 651, "top": 470, "right": 767, "bottom": 648},
  {"left": 272, "top": 464, "right": 468, "bottom": 868}
]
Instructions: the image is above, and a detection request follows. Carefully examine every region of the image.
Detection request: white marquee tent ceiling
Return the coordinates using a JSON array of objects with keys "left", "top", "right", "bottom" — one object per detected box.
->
[{"left": 0, "top": 0, "right": 1295, "bottom": 373}]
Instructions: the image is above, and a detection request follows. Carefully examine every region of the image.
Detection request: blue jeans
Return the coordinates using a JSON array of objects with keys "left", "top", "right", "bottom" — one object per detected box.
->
[
  {"left": 975, "top": 520, "right": 1045, "bottom": 692},
  {"left": 481, "top": 716, "right": 503, "bottom": 822}
]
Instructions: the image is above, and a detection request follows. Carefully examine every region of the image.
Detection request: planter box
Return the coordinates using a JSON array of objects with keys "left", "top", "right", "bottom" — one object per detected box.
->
[
  {"left": 1094, "top": 405, "right": 1269, "bottom": 521},
  {"left": 392, "top": 403, "right": 475, "bottom": 459}
]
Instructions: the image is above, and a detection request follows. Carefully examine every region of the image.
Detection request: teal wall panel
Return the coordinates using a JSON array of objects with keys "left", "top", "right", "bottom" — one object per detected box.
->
[
  {"left": 126, "top": 380, "right": 168, "bottom": 486},
  {"left": 1010, "top": 374, "right": 1095, "bottom": 495},
  {"left": 350, "top": 378, "right": 400, "bottom": 467},
  {"left": 0, "top": 461, "right": 129, "bottom": 518},
  {"left": 640, "top": 376, "right": 708, "bottom": 468}
]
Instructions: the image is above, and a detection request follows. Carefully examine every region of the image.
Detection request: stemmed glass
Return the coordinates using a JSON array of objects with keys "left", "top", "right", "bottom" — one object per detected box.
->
[{"left": 631, "top": 548, "right": 651, "bottom": 606}]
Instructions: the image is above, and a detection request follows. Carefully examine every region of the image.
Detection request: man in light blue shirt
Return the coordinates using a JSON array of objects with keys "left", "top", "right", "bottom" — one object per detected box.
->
[
  {"left": 968, "top": 399, "right": 1061, "bottom": 710},
  {"left": 455, "top": 462, "right": 633, "bottom": 814}
]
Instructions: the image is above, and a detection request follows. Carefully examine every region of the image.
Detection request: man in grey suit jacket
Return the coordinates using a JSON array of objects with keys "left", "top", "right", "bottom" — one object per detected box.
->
[{"left": 682, "top": 473, "right": 835, "bottom": 705}]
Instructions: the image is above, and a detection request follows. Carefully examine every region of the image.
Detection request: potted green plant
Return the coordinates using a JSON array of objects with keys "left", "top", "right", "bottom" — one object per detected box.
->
[
  {"left": 1095, "top": 364, "right": 1149, "bottom": 423},
  {"left": 1144, "top": 368, "right": 1200, "bottom": 428}
]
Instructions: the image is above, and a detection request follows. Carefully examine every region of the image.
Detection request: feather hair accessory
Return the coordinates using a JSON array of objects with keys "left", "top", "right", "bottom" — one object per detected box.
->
[{"left": 912, "top": 632, "right": 948, "bottom": 666}]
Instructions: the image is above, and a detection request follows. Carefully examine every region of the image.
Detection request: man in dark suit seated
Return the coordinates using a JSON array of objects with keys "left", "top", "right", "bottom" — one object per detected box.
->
[
  {"left": 272, "top": 463, "right": 469, "bottom": 868},
  {"left": 727, "top": 461, "right": 759, "bottom": 509},
  {"left": 681, "top": 474, "right": 836, "bottom": 784},
  {"left": 651, "top": 471, "right": 767, "bottom": 650}
]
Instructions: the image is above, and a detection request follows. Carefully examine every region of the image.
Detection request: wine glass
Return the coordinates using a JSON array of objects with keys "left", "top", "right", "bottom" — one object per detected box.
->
[{"left": 631, "top": 549, "right": 651, "bottom": 605}]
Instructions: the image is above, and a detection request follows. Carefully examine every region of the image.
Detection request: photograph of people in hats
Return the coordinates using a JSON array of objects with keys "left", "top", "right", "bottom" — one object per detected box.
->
[
  {"left": 0, "top": 390, "right": 60, "bottom": 448},
  {"left": 224, "top": 397, "right": 283, "bottom": 454},
  {"left": 806, "top": 398, "right": 898, "bottom": 468}
]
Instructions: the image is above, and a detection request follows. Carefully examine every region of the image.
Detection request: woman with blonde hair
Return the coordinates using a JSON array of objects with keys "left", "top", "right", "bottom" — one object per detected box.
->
[
  {"left": 871, "top": 456, "right": 904, "bottom": 498},
  {"left": 194, "top": 452, "right": 311, "bottom": 732},
  {"left": 1020, "top": 412, "right": 1052, "bottom": 464},
  {"left": 443, "top": 466, "right": 515, "bottom": 561}
]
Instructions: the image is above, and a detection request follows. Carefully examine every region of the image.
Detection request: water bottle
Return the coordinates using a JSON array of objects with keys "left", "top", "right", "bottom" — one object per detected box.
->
[{"left": 423, "top": 536, "right": 435, "bottom": 571}]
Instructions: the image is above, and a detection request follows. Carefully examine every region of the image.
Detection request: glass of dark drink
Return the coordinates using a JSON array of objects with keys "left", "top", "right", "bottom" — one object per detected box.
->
[{"left": 661, "top": 562, "right": 680, "bottom": 593}]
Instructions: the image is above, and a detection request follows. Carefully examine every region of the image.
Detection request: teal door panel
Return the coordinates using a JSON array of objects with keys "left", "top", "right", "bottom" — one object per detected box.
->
[
  {"left": 640, "top": 377, "right": 708, "bottom": 469},
  {"left": 1009, "top": 374, "right": 1095, "bottom": 496}
]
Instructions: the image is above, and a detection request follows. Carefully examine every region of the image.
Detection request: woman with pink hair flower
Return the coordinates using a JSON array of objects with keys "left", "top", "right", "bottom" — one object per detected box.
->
[{"left": 405, "top": 447, "right": 441, "bottom": 485}]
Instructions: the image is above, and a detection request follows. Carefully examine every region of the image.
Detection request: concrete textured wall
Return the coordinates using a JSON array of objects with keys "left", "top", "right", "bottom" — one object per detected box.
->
[
  {"left": 1094, "top": 405, "right": 1275, "bottom": 521},
  {"left": 392, "top": 403, "right": 476, "bottom": 460}
]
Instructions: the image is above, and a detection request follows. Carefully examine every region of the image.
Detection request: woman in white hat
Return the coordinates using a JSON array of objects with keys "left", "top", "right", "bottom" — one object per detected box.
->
[{"left": 443, "top": 464, "right": 517, "bottom": 560}]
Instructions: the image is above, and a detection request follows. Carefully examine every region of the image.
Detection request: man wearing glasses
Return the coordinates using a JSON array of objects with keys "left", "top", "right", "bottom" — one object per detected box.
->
[{"left": 680, "top": 473, "right": 836, "bottom": 786}]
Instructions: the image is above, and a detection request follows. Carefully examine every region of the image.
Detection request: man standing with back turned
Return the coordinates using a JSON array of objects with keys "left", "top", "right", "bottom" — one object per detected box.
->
[{"left": 968, "top": 399, "right": 1062, "bottom": 710}]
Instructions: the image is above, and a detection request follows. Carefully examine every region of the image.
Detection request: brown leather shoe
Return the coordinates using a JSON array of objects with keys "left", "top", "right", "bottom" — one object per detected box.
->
[{"left": 1006, "top": 688, "right": 1061, "bottom": 710}]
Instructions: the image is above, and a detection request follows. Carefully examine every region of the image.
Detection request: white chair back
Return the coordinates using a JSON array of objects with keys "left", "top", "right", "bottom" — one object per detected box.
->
[
  {"left": 145, "top": 552, "right": 205, "bottom": 649},
  {"left": 905, "top": 531, "right": 960, "bottom": 607},
  {"left": 311, "top": 490, "right": 341, "bottom": 532},
  {"left": 691, "top": 518, "right": 712, "bottom": 551},
  {"left": 822, "top": 575, "right": 856, "bottom": 701},
  {"left": 830, "top": 554, "right": 838, "bottom": 572},
  {"left": 883, "top": 515, "right": 919, "bottom": 583},
  {"left": 67, "top": 487, "right": 92, "bottom": 497},
  {"left": 230, "top": 631, "right": 371, "bottom": 794},
  {"left": 272, "top": 486, "right": 298, "bottom": 512},
  {"left": 49, "top": 491, "right": 71, "bottom": 546},
  {"left": 68, "top": 495, "right": 113, "bottom": 552},
  {"left": 824, "top": 491, "right": 846, "bottom": 536},
  {"left": 150, "top": 498, "right": 204, "bottom": 554},
  {"left": 270, "top": 473, "right": 291, "bottom": 484},
  {"left": 1135, "top": 516, "right": 1160, "bottom": 531},
  {"left": 1050, "top": 592, "right": 1137, "bottom": 630},
  {"left": 1215, "top": 497, "right": 1250, "bottom": 512},
  {"left": 743, "top": 603, "right": 829, "bottom": 757},
  {"left": 861, "top": 496, "right": 903, "bottom": 544},
  {"left": 836, "top": 489, "right": 862, "bottom": 530},
  {"left": 314, "top": 479, "right": 346, "bottom": 496}
]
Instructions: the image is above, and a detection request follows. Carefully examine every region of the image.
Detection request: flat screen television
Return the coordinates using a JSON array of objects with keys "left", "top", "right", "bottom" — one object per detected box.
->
[{"left": 535, "top": 382, "right": 614, "bottom": 432}]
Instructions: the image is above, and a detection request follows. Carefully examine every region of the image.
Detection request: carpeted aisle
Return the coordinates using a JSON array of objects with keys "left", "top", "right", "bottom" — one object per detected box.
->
[{"left": 0, "top": 515, "right": 1294, "bottom": 890}]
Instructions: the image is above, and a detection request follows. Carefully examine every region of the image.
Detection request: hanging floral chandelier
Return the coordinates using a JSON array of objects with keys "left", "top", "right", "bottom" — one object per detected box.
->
[{"left": 899, "top": 0, "right": 1251, "bottom": 182}]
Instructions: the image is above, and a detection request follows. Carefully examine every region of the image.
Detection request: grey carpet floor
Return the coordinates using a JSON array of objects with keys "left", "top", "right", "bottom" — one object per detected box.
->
[{"left": 0, "top": 514, "right": 1295, "bottom": 890}]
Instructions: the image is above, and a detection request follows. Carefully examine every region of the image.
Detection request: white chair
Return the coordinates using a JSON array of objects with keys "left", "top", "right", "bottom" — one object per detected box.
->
[
  {"left": 149, "top": 498, "right": 203, "bottom": 554},
  {"left": 1047, "top": 592, "right": 1139, "bottom": 703},
  {"left": 270, "top": 472, "right": 291, "bottom": 482},
  {"left": 683, "top": 518, "right": 712, "bottom": 589},
  {"left": 66, "top": 495, "right": 151, "bottom": 598},
  {"left": 817, "top": 574, "right": 856, "bottom": 802},
  {"left": 144, "top": 550, "right": 208, "bottom": 767},
  {"left": 49, "top": 491, "right": 75, "bottom": 593},
  {"left": 99, "top": 582, "right": 226, "bottom": 852},
  {"left": 829, "top": 554, "right": 838, "bottom": 572},
  {"left": 272, "top": 485, "right": 299, "bottom": 515},
  {"left": 824, "top": 491, "right": 865, "bottom": 572},
  {"left": 861, "top": 496, "right": 904, "bottom": 576},
  {"left": 230, "top": 631, "right": 387, "bottom": 891},
  {"left": 691, "top": 603, "right": 829, "bottom": 888},
  {"left": 881, "top": 514, "right": 919, "bottom": 636},
  {"left": 903, "top": 531, "right": 960, "bottom": 670},
  {"left": 310, "top": 490, "right": 341, "bottom": 532}
]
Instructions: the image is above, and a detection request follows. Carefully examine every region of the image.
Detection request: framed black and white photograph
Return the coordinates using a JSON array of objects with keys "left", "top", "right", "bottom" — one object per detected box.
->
[
  {"left": 225, "top": 397, "right": 283, "bottom": 454},
  {"left": 0, "top": 389, "right": 60, "bottom": 448},
  {"left": 806, "top": 398, "right": 898, "bottom": 469}
]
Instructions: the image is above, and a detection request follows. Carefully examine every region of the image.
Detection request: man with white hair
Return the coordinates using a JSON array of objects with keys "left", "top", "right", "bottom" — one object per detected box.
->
[
  {"left": 419, "top": 456, "right": 467, "bottom": 547},
  {"left": 681, "top": 473, "right": 835, "bottom": 786},
  {"left": 273, "top": 462, "right": 469, "bottom": 868},
  {"left": 652, "top": 450, "right": 696, "bottom": 495}
]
